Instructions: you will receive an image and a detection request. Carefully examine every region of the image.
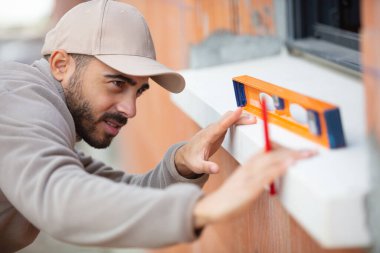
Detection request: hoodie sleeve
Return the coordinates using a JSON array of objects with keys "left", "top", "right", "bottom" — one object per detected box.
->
[
  {"left": 0, "top": 82, "right": 204, "bottom": 248},
  {"left": 77, "top": 142, "right": 209, "bottom": 189}
]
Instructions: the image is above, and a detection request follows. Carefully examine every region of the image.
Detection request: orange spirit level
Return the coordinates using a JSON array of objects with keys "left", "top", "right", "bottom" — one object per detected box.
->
[{"left": 232, "top": 75, "right": 346, "bottom": 149}]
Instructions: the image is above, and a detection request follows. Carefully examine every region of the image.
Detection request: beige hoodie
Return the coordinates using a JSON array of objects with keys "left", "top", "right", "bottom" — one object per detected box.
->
[{"left": 0, "top": 59, "right": 208, "bottom": 252}]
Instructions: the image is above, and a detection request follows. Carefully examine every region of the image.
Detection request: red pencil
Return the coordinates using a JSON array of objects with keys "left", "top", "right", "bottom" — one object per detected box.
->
[{"left": 261, "top": 97, "right": 276, "bottom": 195}]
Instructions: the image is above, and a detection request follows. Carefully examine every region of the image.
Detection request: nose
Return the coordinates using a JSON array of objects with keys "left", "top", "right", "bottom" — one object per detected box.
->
[{"left": 116, "top": 97, "right": 137, "bottom": 118}]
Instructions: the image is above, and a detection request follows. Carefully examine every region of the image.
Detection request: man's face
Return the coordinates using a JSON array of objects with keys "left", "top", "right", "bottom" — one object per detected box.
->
[{"left": 64, "top": 57, "right": 149, "bottom": 148}]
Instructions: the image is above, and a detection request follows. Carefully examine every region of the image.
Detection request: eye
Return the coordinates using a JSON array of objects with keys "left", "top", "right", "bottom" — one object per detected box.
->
[
  {"left": 111, "top": 80, "right": 125, "bottom": 89},
  {"left": 137, "top": 84, "right": 150, "bottom": 97}
]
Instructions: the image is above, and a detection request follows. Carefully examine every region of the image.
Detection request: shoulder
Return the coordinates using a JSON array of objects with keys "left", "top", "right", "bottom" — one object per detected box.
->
[{"left": 0, "top": 60, "right": 76, "bottom": 146}]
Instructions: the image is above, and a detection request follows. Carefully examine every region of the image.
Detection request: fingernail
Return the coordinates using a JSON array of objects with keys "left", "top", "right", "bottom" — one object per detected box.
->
[{"left": 244, "top": 114, "right": 254, "bottom": 120}]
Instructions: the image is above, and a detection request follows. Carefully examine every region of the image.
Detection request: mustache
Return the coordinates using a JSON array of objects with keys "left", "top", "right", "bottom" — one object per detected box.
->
[{"left": 99, "top": 112, "right": 128, "bottom": 126}]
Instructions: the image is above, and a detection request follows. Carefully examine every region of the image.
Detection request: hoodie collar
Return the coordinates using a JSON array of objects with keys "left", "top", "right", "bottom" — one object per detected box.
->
[{"left": 32, "top": 58, "right": 66, "bottom": 102}]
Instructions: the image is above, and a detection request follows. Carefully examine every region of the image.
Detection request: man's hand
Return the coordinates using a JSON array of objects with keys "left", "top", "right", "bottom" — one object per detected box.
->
[
  {"left": 193, "top": 145, "right": 318, "bottom": 228},
  {"left": 175, "top": 107, "right": 257, "bottom": 178}
]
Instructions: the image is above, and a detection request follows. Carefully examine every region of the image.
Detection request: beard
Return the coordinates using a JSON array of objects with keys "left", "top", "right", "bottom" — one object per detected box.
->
[{"left": 64, "top": 71, "right": 127, "bottom": 149}]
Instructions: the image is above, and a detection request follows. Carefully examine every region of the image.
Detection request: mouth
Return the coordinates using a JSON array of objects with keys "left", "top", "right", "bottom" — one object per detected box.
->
[{"left": 103, "top": 119, "right": 125, "bottom": 137}]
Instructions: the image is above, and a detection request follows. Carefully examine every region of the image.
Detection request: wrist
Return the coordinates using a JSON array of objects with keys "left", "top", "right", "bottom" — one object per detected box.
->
[
  {"left": 193, "top": 196, "right": 212, "bottom": 229},
  {"left": 193, "top": 193, "right": 221, "bottom": 229}
]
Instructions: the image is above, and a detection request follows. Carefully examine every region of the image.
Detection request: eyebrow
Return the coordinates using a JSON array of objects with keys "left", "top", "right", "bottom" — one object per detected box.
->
[{"left": 104, "top": 74, "right": 137, "bottom": 86}]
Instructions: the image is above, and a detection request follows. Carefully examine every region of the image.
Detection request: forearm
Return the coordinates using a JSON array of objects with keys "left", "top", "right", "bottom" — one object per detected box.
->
[
  {"left": 136, "top": 142, "right": 208, "bottom": 188},
  {"left": 3, "top": 158, "right": 205, "bottom": 248},
  {"left": 78, "top": 143, "right": 208, "bottom": 189}
]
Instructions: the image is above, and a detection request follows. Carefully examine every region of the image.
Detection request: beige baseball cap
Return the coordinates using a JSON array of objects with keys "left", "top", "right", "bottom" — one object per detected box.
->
[{"left": 41, "top": 0, "right": 185, "bottom": 93}]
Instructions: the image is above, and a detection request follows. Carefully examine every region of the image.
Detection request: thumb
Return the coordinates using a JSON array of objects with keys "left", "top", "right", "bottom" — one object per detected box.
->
[{"left": 201, "top": 161, "right": 220, "bottom": 174}]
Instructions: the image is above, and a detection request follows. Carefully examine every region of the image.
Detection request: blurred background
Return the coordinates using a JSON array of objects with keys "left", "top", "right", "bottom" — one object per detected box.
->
[{"left": 0, "top": 0, "right": 379, "bottom": 253}]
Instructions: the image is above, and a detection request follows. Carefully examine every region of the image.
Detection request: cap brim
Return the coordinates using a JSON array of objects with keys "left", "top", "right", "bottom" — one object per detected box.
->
[{"left": 95, "top": 55, "right": 185, "bottom": 93}]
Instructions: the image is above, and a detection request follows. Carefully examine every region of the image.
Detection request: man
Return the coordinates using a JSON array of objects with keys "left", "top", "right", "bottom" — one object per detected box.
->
[{"left": 0, "top": 0, "right": 316, "bottom": 252}]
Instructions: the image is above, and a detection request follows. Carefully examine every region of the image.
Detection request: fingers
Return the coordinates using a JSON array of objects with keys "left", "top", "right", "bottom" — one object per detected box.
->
[
  {"left": 202, "top": 108, "right": 255, "bottom": 144},
  {"left": 221, "top": 108, "right": 257, "bottom": 127},
  {"left": 250, "top": 149, "right": 296, "bottom": 173},
  {"left": 235, "top": 112, "right": 257, "bottom": 125},
  {"left": 201, "top": 161, "right": 220, "bottom": 174},
  {"left": 192, "top": 145, "right": 317, "bottom": 226},
  {"left": 264, "top": 148, "right": 317, "bottom": 167},
  {"left": 257, "top": 157, "right": 292, "bottom": 185},
  {"left": 212, "top": 108, "right": 256, "bottom": 136},
  {"left": 218, "top": 107, "right": 244, "bottom": 131},
  {"left": 267, "top": 142, "right": 318, "bottom": 159},
  {"left": 243, "top": 147, "right": 318, "bottom": 186},
  {"left": 269, "top": 141, "right": 283, "bottom": 150},
  {"left": 296, "top": 149, "right": 319, "bottom": 158}
]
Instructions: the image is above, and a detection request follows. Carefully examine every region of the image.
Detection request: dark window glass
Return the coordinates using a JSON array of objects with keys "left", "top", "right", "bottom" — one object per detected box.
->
[{"left": 287, "top": 0, "right": 361, "bottom": 71}]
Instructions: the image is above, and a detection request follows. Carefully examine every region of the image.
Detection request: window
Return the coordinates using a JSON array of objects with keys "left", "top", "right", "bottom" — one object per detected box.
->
[
  {"left": 287, "top": 0, "right": 361, "bottom": 72},
  {"left": 0, "top": 0, "right": 54, "bottom": 63},
  {"left": 0, "top": 0, "right": 53, "bottom": 38}
]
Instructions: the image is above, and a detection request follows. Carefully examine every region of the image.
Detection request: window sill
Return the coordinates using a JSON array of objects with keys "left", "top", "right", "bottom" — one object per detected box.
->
[
  {"left": 170, "top": 51, "right": 370, "bottom": 248},
  {"left": 287, "top": 38, "right": 361, "bottom": 72}
]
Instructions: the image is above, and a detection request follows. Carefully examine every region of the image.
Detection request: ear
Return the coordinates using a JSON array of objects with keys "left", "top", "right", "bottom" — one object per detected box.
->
[{"left": 49, "top": 50, "right": 74, "bottom": 85}]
